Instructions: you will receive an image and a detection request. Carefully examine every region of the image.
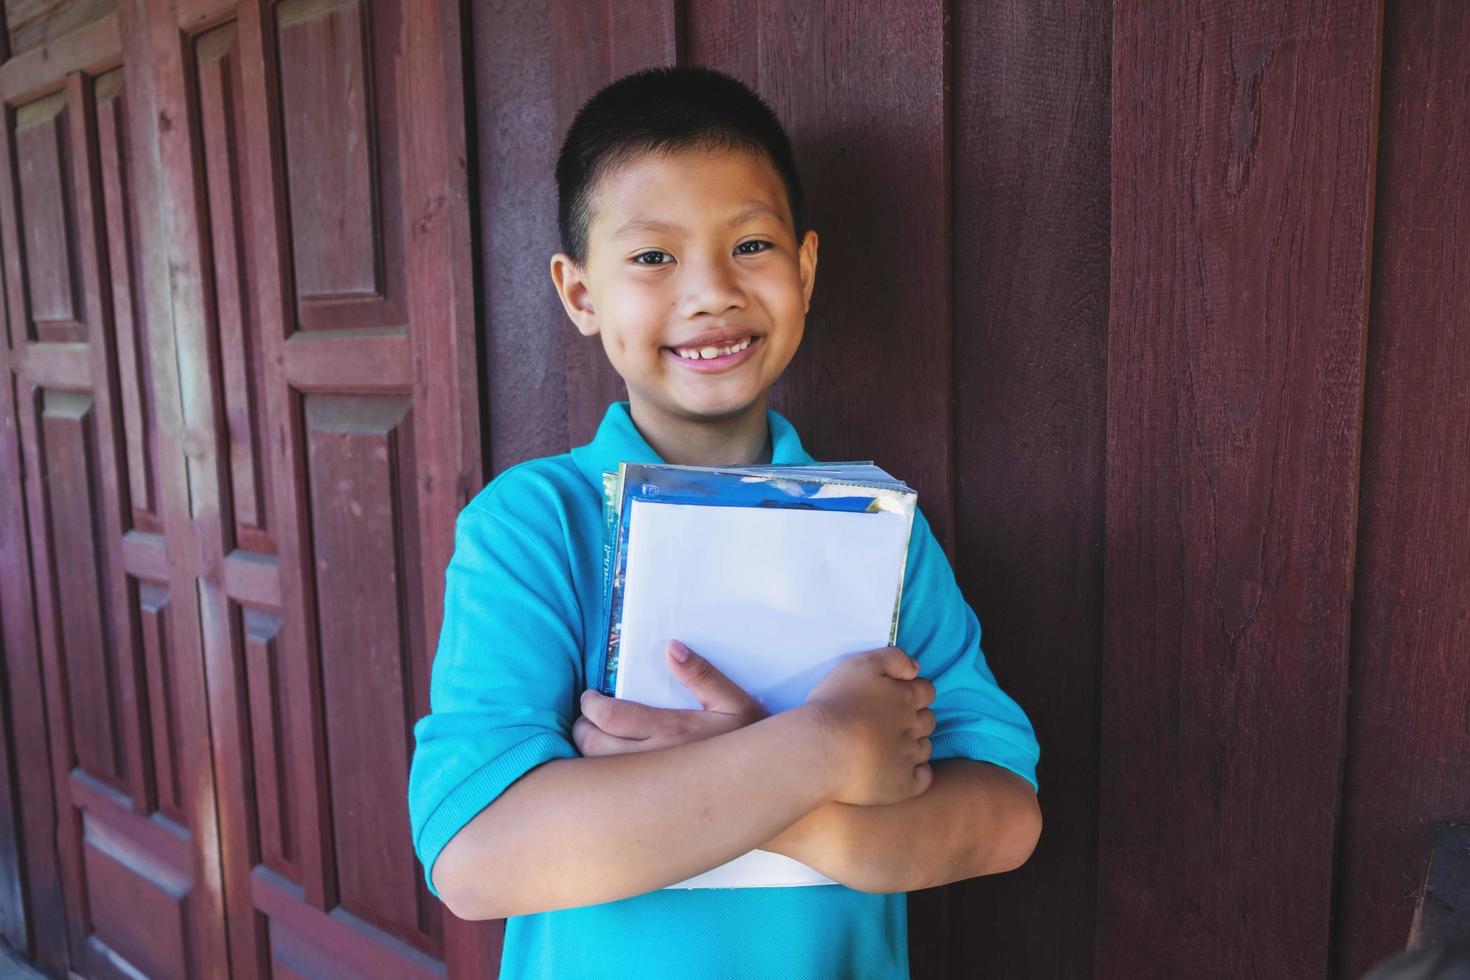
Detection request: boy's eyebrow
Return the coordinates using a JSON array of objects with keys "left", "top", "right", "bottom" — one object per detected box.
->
[{"left": 611, "top": 204, "right": 785, "bottom": 240}]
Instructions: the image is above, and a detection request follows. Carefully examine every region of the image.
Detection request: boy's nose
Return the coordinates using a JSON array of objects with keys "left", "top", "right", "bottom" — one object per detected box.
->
[{"left": 679, "top": 255, "right": 745, "bottom": 317}]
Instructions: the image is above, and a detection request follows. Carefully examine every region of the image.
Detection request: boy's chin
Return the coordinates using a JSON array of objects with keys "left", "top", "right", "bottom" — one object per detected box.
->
[{"left": 636, "top": 386, "right": 772, "bottom": 422}]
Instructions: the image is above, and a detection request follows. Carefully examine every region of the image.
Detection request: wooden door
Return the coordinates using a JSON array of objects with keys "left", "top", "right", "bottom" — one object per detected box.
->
[
  {"left": 0, "top": 12, "right": 234, "bottom": 978},
  {"left": 0, "top": 0, "right": 487, "bottom": 975},
  {"left": 130, "top": 0, "right": 486, "bottom": 974}
]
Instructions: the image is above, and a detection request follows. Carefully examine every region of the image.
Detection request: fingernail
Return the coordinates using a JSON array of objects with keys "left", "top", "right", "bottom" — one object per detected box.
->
[{"left": 669, "top": 639, "right": 690, "bottom": 663}]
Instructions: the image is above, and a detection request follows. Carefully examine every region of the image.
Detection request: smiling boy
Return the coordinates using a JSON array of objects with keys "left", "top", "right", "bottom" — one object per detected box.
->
[{"left": 408, "top": 66, "right": 1041, "bottom": 979}]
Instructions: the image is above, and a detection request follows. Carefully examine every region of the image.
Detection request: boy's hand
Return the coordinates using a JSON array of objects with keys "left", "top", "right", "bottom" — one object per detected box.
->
[
  {"left": 803, "top": 646, "right": 936, "bottom": 807},
  {"left": 573, "top": 640, "right": 768, "bottom": 757}
]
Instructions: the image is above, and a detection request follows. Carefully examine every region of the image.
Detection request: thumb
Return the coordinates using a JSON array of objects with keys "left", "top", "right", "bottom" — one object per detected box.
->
[{"left": 667, "top": 640, "right": 759, "bottom": 713}]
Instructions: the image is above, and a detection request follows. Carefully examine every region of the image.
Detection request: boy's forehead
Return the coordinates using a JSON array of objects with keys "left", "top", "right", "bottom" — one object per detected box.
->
[{"left": 588, "top": 146, "right": 791, "bottom": 237}]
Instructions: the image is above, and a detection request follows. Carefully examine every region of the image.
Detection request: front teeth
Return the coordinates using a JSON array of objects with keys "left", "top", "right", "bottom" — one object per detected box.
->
[{"left": 675, "top": 336, "right": 753, "bottom": 359}]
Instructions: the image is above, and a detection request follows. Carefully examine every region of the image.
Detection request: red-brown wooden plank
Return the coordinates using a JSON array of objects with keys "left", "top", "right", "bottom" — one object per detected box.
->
[
  {"left": 95, "top": 66, "right": 162, "bottom": 534},
  {"left": 948, "top": 1, "right": 1110, "bottom": 977},
  {"left": 686, "top": 6, "right": 954, "bottom": 976},
  {"left": 688, "top": 1, "right": 954, "bottom": 548},
  {"left": 229, "top": 0, "right": 492, "bottom": 973},
  {"left": 0, "top": 10, "right": 118, "bottom": 102},
  {"left": 1099, "top": 2, "right": 1382, "bottom": 976},
  {"left": 472, "top": 0, "right": 575, "bottom": 476},
  {"left": 2, "top": 0, "right": 116, "bottom": 66},
  {"left": 67, "top": 67, "right": 154, "bottom": 820},
  {"left": 0, "top": 149, "right": 69, "bottom": 980},
  {"left": 399, "top": 1, "right": 491, "bottom": 970},
  {"left": 232, "top": 2, "right": 336, "bottom": 939},
  {"left": 551, "top": 2, "right": 678, "bottom": 453},
  {"left": 117, "top": 0, "right": 235, "bottom": 973},
  {"left": 1336, "top": 3, "right": 1470, "bottom": 975}
]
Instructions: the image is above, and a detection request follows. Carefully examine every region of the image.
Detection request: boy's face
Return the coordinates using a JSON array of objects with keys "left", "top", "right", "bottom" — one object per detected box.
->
[{"left": 550, "top": 146, "right": 818, "bottom": 427}]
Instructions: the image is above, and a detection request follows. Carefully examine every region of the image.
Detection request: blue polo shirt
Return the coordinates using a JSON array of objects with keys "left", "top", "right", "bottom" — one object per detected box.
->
[{"left": 409, "top": 400, "right": 1039, "bottom": 979}]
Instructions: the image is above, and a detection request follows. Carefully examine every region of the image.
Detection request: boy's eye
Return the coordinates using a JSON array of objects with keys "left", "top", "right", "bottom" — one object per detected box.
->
[
  {"left": 633, "top": 250, "right": 671, "bottom": 265},
  {"left": 736, "top": 240, "right": 773, "bottom": 255},
  {"left": 632, "top": 241, "right": 773, "bottom": 266}
]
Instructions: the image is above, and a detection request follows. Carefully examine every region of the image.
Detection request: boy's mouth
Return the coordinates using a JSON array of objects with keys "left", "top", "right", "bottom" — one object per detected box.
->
[{"left": 662, "top": 334, "right": 762, "bottom": 372}]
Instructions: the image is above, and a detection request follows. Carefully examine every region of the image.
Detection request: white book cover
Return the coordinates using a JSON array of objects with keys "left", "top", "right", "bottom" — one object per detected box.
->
[{"left": 611, "top": 495, "right": 913, "bottom": 889}]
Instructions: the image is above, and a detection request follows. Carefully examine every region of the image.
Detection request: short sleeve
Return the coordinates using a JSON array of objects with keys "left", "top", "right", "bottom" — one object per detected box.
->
[
  {"left": 895, "top": 507, "right": 1040, "bottom": 792},
  {"left": 407, "top": 488, "right": 582, "bottom": 897}
]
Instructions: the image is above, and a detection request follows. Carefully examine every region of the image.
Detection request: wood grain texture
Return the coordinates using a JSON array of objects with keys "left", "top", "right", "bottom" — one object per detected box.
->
[
  {"left": 469, "top": 0, "right": 566, "bottom": 479},
  {"left": 948, "top": 2, "right": 1110, "bottom": 978},
  {"left": 0, "top": 122, "right": 68, "bottom": 975},
  {"left": 138, "top": 1, "right": 272, "bottom": 973},
  {"left": 224, "top": 0, "right": 490, "bottom": 973},
  {"left": 7, "top": 3, "right": 1470, "bottom": 978},
  {"left": 3, "top": 0, "right": 114, "bottom": 58},
  {"left": 0, "top": 25, "right": 230, "bottom": 972},
  {"left": 687, "top": 0, "right": 953, "bottom": 550},
  {"left": 1336, "top": 3, "right": 1470, "bottom": 975},
  {"left": 471, "top": 0, "right": 679, "bottom": 473},
  {"left": 684, "top": 6, "right": 953, "bottom": 975},
  {"left": 1100, "top": 2, "right": 1381, "bottom": 976}
]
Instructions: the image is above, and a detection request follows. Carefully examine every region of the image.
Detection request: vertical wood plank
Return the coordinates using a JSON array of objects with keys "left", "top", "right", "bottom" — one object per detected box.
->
[
  {"left": 949, "top": 1, "right": 1110, "bottom": 977},
  {"left": 551, "top": 0, "right": 677, "bottom": 451},
  {"left": 470, "top": 0, "right": 565, "bottom": 480},
  {"left": 137, "top": 0, "right": 264, "bottom": 968},
  {"left": 1336, "top": 3, "right": 1470, "bottom": 975},
  {"left": 398, "top": 0, "right": 494, "bottom": 970},
  {"left": 13, "top": 379, "right": 98, "bottom": 968},
  {"left": 0, "top": 27, "right": 64, "bottom": 966},
  {"left": 689, "top": 0, "right": 954, "bottom": 550},
  {"left": 687, "top": 3, "right": 952, "bottom": 975},
  {"left": 116, "top": 0, "right": 234, "bottom": 973},
  {"left": 1100, "top": 2, "right": 1383, "bottom": 976},
  {"left": 0, "top": 136, "right": 69, "bottom": 980},
  {"left": 473, "top": 0, "right": 678, "bottom": 481},
  {"left": 67, "top": 69, "right": 156, "bottom": 818},
  {"left": 233, "top": 0, "right": 335, "bottom": 926}
]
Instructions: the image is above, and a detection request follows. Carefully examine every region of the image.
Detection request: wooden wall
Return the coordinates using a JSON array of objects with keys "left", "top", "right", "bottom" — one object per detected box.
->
[
  {"left": 468, "top": 2, "right": 1468, "bottom": 979},
  {"left": 0, "top": 0, "right": 1464, "bottom": 978}
]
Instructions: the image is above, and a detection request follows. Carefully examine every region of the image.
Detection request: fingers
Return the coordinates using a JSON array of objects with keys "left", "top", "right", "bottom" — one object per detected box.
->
[
  {"left": 875, "top": 646, "right": 921, "bottom": 680},
  {"left": 916, "top": 707, "right": 936, "bottom": 737},
  {"left": 667, "top": 640, "right": 764, "bottom": 716},
  {"left": 873, "top": 646, "right": 932, "bottom": 707},
  {"left": 913, "top": 761, "right": 934, "bottom": 795},
  {"left": 572, "top": 714, "right": 647, "bottom": 757},
  {"left": 580, "top": 689, "right": 676, "bottom": 739}
]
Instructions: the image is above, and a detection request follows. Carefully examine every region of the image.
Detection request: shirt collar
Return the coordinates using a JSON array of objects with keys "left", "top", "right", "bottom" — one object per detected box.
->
[{"left": 570, "top": 400, "right": 814, "bottom": 490}]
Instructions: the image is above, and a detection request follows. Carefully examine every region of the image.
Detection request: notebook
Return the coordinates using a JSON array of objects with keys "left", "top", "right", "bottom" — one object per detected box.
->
[{"left": 595, "top": 460, "right": 918, "bottom": 888}]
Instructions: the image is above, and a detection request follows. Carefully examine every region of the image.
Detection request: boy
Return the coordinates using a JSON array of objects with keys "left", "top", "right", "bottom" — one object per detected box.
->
[{"left": 408, "top": 66, "right": 1041, "bottom": 978}]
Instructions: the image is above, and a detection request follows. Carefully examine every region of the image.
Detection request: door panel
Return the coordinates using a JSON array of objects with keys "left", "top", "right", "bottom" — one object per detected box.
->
[
  {"left": 1, "top": 0, "right": 486, "bottom": 974},
  {"left": 134, "top": 0, "right": 485, "bottom": 974},
  {"left": 0, "top": 17, "right": 229, "bottom": 978}
]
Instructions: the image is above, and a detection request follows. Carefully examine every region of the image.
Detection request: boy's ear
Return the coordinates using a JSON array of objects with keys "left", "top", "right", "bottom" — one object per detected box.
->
[
  {"left": 549, "top": 251, "right": 599, "bottom": 337},
  {"left": 798, "top": 230, "right": 819, "bottom": 314}
]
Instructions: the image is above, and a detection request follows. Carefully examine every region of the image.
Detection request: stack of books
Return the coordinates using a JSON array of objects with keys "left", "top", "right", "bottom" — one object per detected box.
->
[{"left": 595, "top": 459, "right": 918, "bottom": 889}]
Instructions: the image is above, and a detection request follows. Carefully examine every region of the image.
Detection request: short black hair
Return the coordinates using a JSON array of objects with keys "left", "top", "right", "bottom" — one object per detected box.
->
[{"left": 555, "top": 65, "right": 806, "bottom": 267}]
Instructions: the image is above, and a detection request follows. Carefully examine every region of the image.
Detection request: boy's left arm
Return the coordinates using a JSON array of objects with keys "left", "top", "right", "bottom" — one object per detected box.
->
[
  {"left": 761, "top": 758, "right": 1040, "bottom": 892},
  {"left": 766, "top": 504, "right": 1042, "bottom": 891}
]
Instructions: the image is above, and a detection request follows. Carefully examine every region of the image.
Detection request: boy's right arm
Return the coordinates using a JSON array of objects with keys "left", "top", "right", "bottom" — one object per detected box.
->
[
  {"left": 433, "top": 647, "right": 934, "bottom": 920},
  {"left": 433, "top": 703, "right": 829, "bottom": 919}
]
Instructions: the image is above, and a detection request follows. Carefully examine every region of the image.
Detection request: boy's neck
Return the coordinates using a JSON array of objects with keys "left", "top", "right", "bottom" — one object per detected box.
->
[{"left": 627, "top": 393, "right": 773, "bottom": 468}]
